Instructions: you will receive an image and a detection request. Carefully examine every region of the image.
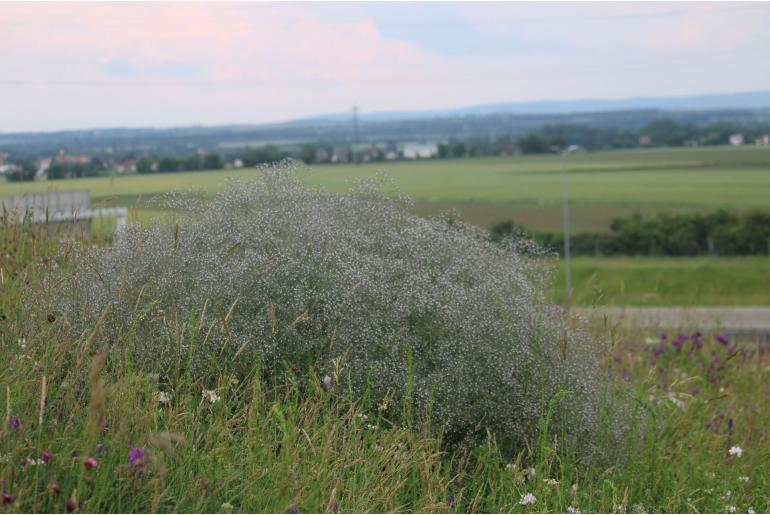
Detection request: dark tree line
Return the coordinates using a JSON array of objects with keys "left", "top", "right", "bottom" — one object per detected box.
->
[{"left": 491, "top": 209, "right": 770, "bottom": 256}]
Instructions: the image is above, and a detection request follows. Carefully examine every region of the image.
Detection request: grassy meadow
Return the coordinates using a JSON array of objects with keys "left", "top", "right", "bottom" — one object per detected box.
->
[
  {"left": 1, "top": 145, "right": 770, "bottom": 233},
  {"left": 0, "top": 219, "right": 768, "bottom": 513},
  {"left": 2, "top": 145, "right": 770, "bottom": 306},
  {"left": 551, "top": 257, "right": 770, "bottom": 306}
]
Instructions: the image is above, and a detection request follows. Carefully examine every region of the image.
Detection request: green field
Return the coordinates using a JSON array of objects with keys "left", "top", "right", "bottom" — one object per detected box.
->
[
  {"left": 551, "top": 256, "right": 770, "bottom": 306},
  {"left": 3, "top": 146, "right": 770, "bottom": 306},
  {"left": 2, "top": 145, "right": 770, "bottom": 232}
]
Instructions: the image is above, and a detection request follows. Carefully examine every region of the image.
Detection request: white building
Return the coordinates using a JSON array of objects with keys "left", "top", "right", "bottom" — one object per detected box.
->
[
  {"left": 729, "top": 133, "right": 744, "bottom": 146},
  {"left": 401, "top": 142, "right": 438, "bottom": 159}
]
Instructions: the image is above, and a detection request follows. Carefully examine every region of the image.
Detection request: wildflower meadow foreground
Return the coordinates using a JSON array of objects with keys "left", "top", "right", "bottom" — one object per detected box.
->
[{"left": 1, "top": 168, "right": 768, "bottom": 513}]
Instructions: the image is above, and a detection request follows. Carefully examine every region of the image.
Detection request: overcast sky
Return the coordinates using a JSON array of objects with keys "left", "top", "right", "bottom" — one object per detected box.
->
[{"left": 2, "top": 1, "right": 770, "bottom": 132}]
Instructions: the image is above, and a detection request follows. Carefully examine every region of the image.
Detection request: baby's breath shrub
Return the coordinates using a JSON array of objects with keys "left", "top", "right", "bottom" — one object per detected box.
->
[{"left": 49, "top": 162, "right": 622, "bottom": 458}]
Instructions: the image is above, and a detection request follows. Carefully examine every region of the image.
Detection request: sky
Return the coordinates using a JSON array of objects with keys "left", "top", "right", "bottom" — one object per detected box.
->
[{"left": 2, "top": 1, "right": 770, "bottom": 132}]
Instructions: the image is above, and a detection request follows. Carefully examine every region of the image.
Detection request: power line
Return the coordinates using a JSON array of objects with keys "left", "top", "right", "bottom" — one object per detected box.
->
[{"left": 1, "top": 48, "right": 769, "bottom": 89}]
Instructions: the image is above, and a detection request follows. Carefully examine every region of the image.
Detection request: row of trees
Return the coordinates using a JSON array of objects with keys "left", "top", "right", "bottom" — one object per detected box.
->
[
  {"left": 137, "top": 153, "right": 224, "bottom": 174},
  {"left": 434, "top": 119, "right": 770, "bottom": 158},
  {"left": 491, "top": 209, "right": 770, "bottom": 256}
]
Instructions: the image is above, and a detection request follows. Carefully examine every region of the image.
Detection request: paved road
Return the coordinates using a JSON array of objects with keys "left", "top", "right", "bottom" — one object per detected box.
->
[{"left": 573, "top": 306, "right": 770, "bottom": 339}]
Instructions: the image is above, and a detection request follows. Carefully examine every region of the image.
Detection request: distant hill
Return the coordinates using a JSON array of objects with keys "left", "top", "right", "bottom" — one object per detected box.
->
[
  {"left": 3, "top": 90, "right": 770, "bottom": 158},
  {"left": 303, "top": 90, "right": 770, "bottom": 122}
]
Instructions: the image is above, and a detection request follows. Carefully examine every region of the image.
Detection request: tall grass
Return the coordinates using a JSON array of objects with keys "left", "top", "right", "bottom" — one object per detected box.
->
[{"left": 1, "top": 179, "right": 768, "bottom": 513}]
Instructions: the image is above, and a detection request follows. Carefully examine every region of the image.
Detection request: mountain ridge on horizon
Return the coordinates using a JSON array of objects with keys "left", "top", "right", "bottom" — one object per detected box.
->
[
  {"left": 299, "top": 90, "right": 770, "bottom": 123},
  {"left": 4, "top": 90, "right": 770, "bottom": 137}
]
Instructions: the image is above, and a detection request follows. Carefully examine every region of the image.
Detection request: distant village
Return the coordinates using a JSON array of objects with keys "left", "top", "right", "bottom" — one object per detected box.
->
[{"left": 1, "top": 125, "right": 769, "bottom": 183}]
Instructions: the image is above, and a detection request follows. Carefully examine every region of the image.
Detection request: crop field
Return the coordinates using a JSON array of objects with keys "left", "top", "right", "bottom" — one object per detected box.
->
[
  {"left": 2, "top": 145, "right": 770, "bottom": 233},
  {"left": 3, "top": 146, "right": 769, "bottom": 306},
  {"left": 551, "top": 257, "right": 770, "bottom": 306}
]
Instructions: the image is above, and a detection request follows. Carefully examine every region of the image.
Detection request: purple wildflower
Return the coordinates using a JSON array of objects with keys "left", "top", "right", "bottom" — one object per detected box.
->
[
  {"left": 42, "top": 451, "right": 53, "bottom": 463},
  {"left": 652, "top": 345, "right": 666, "bottom": 357},
  {"left": 678, "top": 332, "right": 689, "bottom": 341},
  {"left": 672, "top": 337, "right": 683, "bottom": 349},
  {"left": 717, "top": 334, "right": 730, "bottom": 346},
  {"left": 95, "top": 443, "right": 105, "bottom": 455},
  {"left": 66, "top": 496, "right": 77, "bottom": 513},
  {"left": 128, "top": 447, "right": 145, "bottom": 471},
  {"left": 2, "top": 492, "right": 12, "bottom": 505},
  {"left": 83, "top": 457, "right": 97, "bottom": 470},
  {"left": 453, "top": 478, "right": 462, "bottom": 488},
  {"left": 9, "top": 416, "right": 20, "bottom": 432},
  {"left": 448, "top": 493, "right": 457, "bottom": 507},
  {"left": 660, "top": 330, "right": 668, "bottom": 340},
  {"left": 329, "top": 500, "right": 340, "bottom": 513},
  {"left": 288, "top": 506, "right": 301, "bottom": 514},
  {"left": 50, "top": 482, "right": 62, "bottom": 495}
]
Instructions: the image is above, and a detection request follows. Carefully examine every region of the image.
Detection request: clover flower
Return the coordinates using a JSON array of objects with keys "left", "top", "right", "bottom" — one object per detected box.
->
[
  {"left": 728, "top": 446, "right": 743, "bottom": 458},
  {"left": 322, "top": 375, "right": 333, "bottom": 390},
  {"left": 128, "top": 447, "right": 145, "bottom": 471},
  {"left": 84, "top": 456, "right": 98, "bottom": 469},
  {"left": 9, "top": 416, "right": 20, "bottom": 432},
  {"left": 520, "top": 493, "right": 536, "bottom": 506},
  {"left": 2, "top": 492, "right": 12, "bottom": 505},
  {"left": 50, "top": 483, "right": 62, "bottom": 495},
  {"left": 42, "top": 451, "right": 52, "bottom": 463},
  {"left": 202, "top": 389, "right": 220, "bottom": 404},
  {"left": 717, "top": 334, "right": 730, "bottom": 346}
]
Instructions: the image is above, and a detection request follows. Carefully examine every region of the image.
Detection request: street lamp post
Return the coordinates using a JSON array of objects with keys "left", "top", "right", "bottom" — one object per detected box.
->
[{"left": 561, "top": 144, "right": 581, "bottom": 305}]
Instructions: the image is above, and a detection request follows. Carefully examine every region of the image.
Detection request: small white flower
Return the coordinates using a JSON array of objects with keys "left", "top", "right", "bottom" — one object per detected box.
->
[
  {"left": 158, "top": 391, "right": 171, "bottom": 404},
  {"left": 567, "top": 506, "right": 581, "bottom": 514},
  {"left": 738, "top": 476, "right": 750, "bottom": 483},
  {"left": 722, "top": 490, "right": 732, "bottom": 500},
  {"left": 747, "top": 508, "right": 755, "bottom": 514},
  {"left": 667, "top": 394, "right": 685, "bottom": 408},
  {"left": 520, "top": 493, "right": 536, "bottom": 506},
  {"left": 728, "top": 446, "right": 743, "bottom": 458},
  {"left": 526, "top": 467, "right": 536, "bottom": 479},
  {"left": 505, "top": 463, "right": 517, "bottom": 471},
  {"left": 544, "top": 478, "right": 559, "bottom": 487},
  {"left": 202, "top": 389, "right": 220, "bottom": 403},
  {"left": 706, "top": 472, "right": 717, "bottom": 479},
  {"left": 365, "top": 423, "right": 379, "bottom": 430},
  {"left": 571, "top": 483, "right": 578, "bottom": 494},
  {"left": 322, "top": 375, "right": 333, "bottom": 389},
  {"left": 28, "top": 457, "right": 45, "bottom": 466},
  {"left": 726, "top": 506, "right": 736, "bottom": 514}
]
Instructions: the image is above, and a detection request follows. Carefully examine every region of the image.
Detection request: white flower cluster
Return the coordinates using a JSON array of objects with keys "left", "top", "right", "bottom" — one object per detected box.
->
[{"left": 53, "top": 163, "right": 618, "bottom": 456}]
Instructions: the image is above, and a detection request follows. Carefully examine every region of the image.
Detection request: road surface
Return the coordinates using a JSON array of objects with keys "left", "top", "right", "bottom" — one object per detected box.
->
[{"left": 573, "top": 306, "right": 770, "bottom": 340}]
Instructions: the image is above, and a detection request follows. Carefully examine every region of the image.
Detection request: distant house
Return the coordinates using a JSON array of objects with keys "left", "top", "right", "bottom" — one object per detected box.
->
[
  {"left": 638, "top": 135, "right": 652, "bottom": 146},
  {"left": 55, "top": 150, "right": 92, "bottom": 165},
  {"left": 400, "top": 142, "right": 439, "bottom": 159},
  {"left": 729, "top": 133, "right": 744, "bottom": 146},
  {"left": 112, "top": 159, "right": 137, "bottom": 173},
  {"left": 754, "top": 135, "right": 770, "bottom": 146}
]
